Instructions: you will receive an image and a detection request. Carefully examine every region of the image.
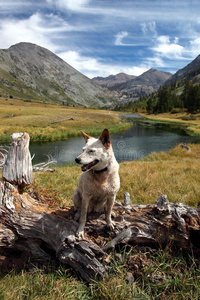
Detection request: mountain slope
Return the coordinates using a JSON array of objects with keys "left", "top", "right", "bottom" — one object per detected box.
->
[
  {"left": 165, "top": 55, "right": 200, "bottom": 85},
  {"left": 114, "top": 69, "right": 172, "bottom": 101},
  {"left": 119, "top": 69, "right": 172, "bottom": 89},
  {"left": 93, "top": 69, "right": 172, "bottom": 103},
  {"left": 0, "top": 43, "right": 109, "bottom": 107}
]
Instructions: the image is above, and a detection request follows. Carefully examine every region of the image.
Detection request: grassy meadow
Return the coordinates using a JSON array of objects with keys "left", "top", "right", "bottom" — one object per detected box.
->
[
  {"left": 0, "top": 100, "right": 200, "bottom": 299},
  {"left": 141, "top": 112, "right": 200, "bottom": 137},
  {"left": 0, "top": 98, "right": 131, "bottom": 142}
]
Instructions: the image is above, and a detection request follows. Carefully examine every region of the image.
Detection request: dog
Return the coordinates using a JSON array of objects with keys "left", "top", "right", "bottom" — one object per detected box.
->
[{"left": 72, "top": 128, "right": 120, "bottom": 238}]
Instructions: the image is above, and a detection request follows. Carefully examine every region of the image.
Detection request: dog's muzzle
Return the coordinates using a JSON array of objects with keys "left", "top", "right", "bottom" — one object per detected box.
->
[{"left": 75, "top": 157, "right": 99, "bottom": 172}]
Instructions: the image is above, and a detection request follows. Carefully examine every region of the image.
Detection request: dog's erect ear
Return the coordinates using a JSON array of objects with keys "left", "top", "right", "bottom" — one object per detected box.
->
[
  {"left": 99, "top": 128, "right": 111, "bottom": 149},
  {"left": 81, "top": 131, "right": 92, "bottom": 143}
]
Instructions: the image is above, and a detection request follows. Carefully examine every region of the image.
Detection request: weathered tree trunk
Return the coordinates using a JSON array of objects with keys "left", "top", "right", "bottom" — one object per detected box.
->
[
  {"left": 2, "top": 132, "right": 33, "bottom": 188},
  {"left": 0, "top": 133, "right": 200, "bottom": 281}
]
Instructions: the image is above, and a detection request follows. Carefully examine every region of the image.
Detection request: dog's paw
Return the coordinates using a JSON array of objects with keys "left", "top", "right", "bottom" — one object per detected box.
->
[{"left": 107, "top": 221, "right": 115, "bottom": 231}]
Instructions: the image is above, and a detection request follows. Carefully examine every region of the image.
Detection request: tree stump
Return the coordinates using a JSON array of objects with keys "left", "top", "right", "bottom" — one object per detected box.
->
[
  {"left": 0, "top": 133, "right": 200, "bottom": 282},
  {"left": 2, "top": 132, "right": 33, "bottom": 188}
]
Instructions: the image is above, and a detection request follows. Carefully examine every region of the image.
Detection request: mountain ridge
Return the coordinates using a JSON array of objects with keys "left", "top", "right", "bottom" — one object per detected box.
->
[
  {"left": 93, "top": 68, "right": 172, "bottom": 103},
  {"left": 165, "top": 54, "right": 200, "bottom": 86},
  {"left": 92, "top": 72, "right": 136, "bottom": 88}
]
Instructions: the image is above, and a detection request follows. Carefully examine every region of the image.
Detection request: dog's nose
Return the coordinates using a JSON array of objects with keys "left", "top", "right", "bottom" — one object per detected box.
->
[{"left": 75, "top": 157, "right": 81, "bottom": 164}]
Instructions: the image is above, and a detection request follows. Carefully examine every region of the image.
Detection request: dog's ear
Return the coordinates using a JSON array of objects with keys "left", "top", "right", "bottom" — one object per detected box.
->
[
  {"left": 81, "top": 131, "right": 92, "bottom": 143},
  {"left": 99, "top": 129, "right": 111, "bottom": 149}
]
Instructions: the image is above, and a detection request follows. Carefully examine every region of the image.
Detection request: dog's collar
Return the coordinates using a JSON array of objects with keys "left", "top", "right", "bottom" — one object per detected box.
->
[{"left": 93, "top": 162, "right": 111, "bottom": 174}]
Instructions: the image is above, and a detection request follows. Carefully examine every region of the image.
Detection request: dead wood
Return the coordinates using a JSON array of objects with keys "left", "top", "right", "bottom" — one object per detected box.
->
[
  {"left": 181, "top": 144, "right": 191, "bottom": 151},
  {"left": 0, "top": 183, "right": 199, "bottom": 281},
  {"left": 33, "top": 161, "right": 56, "bottom": 173},
  {"left": 48, "top": 117, "right": 74, "bottom": 125},
  {"left": 0, "top": 181, "right": 106, "bottom": 281},
  {"left": 0, "top": 146, "right": 8, "bottom": 168},
  {"left": 2, "top": 133, "right": 33, "bottom": 188}
]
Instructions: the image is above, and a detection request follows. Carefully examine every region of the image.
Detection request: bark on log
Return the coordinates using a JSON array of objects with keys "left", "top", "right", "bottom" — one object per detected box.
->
[
  {"left": 0, "top": 181, "right": 106, "bottom": 281},
  {"left": 0, "top": 182, "right": 199, "bottom": 281},
  {"left": 2, "top": 133, "right": 33, "bottom": 188}
]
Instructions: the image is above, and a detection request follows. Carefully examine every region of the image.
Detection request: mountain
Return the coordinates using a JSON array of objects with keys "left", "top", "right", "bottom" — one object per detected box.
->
[
  {"left": 99, "top": 69, "right": 172, "bottom": 102},
  {"left": 0, "top": 42, "right": 111, "bottom": 107},
  {"left": 120, "top": 69, "right": 172, "bottom": 89},
  {"left": 92, "top": 73, "right": 136, "bottom": 89},
  {"left": 165, "top": 54, "right": 200, "bottom": 86}
]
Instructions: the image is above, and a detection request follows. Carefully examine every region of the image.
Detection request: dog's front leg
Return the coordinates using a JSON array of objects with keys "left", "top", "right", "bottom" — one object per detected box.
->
[
  {"left": 76, "top": 196, "right": 89, "bottom": 239},
  {"left": 105, "top": 195, "right": 115, "bottom": 230}
]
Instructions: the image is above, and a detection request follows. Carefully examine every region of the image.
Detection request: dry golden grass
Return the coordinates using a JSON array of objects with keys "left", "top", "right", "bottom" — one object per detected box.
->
[
  {"left": 0, "top": 99, "right": 131, "bottom": 142},
  {"left": 118, "top": 143, "right": 200, "bottom": 207},
  {"left": 31, "top": 143, "right": 200, "bottom": 209},
  {"left": 141, "top": 112, "right": 200, "bottom": 136}
]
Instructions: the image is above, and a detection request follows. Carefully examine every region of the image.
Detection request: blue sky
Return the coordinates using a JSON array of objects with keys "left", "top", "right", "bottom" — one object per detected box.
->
[{"left": 0, "top": 0, "right": 200, "bottom": 78}]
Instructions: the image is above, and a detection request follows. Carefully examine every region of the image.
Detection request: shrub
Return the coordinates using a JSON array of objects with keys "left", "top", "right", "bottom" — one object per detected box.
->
[{"left": 170, "top": 108, "right": 182, "bottom": 114}]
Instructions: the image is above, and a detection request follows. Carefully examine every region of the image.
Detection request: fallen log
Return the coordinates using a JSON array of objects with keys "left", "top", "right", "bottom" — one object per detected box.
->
[
  {"left": 48, "top": 117, "right": 74, "bottom": 125},
  {"left": 0, "top": 133, "right": 200, "bottom": 281},
  {"left": 0, "top": 182, "right": 199, "bottom": 281},
  {"left": 181, "top": 144, "right": 191, "bottom": 152},
  {"left": 0, "top": 180, "right": 106, "bottom": 281}
]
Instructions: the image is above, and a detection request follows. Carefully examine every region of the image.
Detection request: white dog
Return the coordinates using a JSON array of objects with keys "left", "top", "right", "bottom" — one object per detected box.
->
[{"left": 72, "top": 128, "right": 120, "bottom": 238}]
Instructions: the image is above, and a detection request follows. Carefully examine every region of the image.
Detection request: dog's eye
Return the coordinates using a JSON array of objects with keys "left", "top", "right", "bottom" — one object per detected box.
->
[{"left": 89, "top": 149, "right": 95, "bottom": 153}]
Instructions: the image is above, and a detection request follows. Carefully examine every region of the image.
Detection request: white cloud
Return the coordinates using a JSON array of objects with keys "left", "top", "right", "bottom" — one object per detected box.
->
[
  {"left": 188, "top": 38, "right": 200, "bottom": 57},
  {"left": 0, "top": 13, "right": 90, "bottom": 51},
  {"left": 114, "top": 31, "right": 129, "bottom": 46},
  {"left": 58, "top": 50, "right": 101, "bottom": 77},
  {"left": 58, "top": 50, "right": 148, "bottom": 78},
  {"left": 46, "top": 0, "right": 91, "bottom": 11},
  {"left": 152, "top": 35, "right": 184, "bottom": 59},
  {"left": 0, "top": 13, "right": 57, "bottom": 51},
  {"left": 124, "top": 66, "right": 149, "bottom": 76},
  {"left": 141, "top": 21, "right": 157, "bottom": 36},
  {"left": 114, "top": 31, "right": 144, "bottom": 46},
  {"left": 146, "top": 56, "right": 165, "bottom": 68}
]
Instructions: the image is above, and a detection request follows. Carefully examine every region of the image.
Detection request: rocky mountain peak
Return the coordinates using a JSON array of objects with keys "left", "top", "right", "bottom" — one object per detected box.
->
[{"left": 0, "top": 42, "right": 110, "bottom": 107}]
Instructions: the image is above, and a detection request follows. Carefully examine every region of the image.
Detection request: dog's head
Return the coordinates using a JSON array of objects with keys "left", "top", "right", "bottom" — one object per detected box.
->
[{"left": 75, "top": 128, "right": 111, "bottom": 172}]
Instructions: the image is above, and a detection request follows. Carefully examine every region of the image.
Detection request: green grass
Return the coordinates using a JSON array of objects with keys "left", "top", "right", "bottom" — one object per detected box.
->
[
  {"left": 0, "top": 248, "right": 199, "bottom": 299},
  {"left": 0, "top": 266, "right": 90, "bottom": 299}
]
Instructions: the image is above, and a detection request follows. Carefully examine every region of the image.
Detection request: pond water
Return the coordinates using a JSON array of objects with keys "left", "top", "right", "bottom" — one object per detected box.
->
[{"left": 30, "top": 114, "right": 200, "bottom": 166}]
